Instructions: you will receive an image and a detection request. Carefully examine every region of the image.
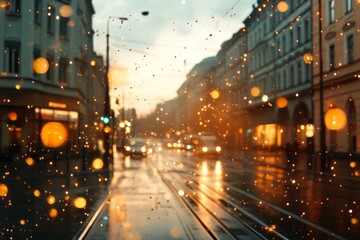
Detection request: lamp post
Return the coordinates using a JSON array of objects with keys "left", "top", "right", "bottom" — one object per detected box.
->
[
  {"left": 104, "top": 16, "right": 128, "bottom": 169},
  {"left": 317, "top": 0, "right": 327, "bottom": 172}
]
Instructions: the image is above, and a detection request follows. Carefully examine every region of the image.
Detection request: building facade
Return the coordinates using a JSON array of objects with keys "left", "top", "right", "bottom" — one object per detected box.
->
[
  {"left": 0, "top": 0, "right": 104, "bottom": 159},
  {"left": 244, "top": 0, "right": 313, "bottom": 150},
  {"left": 313, "top": 0, "right": 360, "bottom": 154}
]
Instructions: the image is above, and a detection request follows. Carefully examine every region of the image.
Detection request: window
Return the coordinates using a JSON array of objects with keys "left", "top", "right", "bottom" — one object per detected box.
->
[
  {"left": 328, "top": 0, "right": 335, "bottom": 24},
  {"left": 60, "top": 17, "right": 69, "bottom": 40},
  {"left": 297, "top": 61, "right": 302, "bottom": 84},
  {"left": 59, "top": 58, "right": 69, "bottom": 83},
  {"left": 297, "top": 25, "right": 301, "bottom": 46},
  {"left": 47, "top": 5, "right": 55, "bottom": 34},
  {"left": 282, "top": 35, "right": 286, "bottom": 54},
  {"left": 46, "top": 54, "right": 54, "bottom": 81},
  {"left": 346, "top": 34, "right": 354, "bottom": 64},
  {"left": 329, "top": 44, "right": 335, "bottom": 70},
  {"left": 6, "top": 0, "right": 21, "bottom": 16},
  {"left": 290, "top": 31, "right": 293, "bottom": 50},
  {"left": 345, "top": 0, "right": 353, "bottom": 14},
  {"left": 33, "top": 48, "right": 41, "bottom": 77},
  {"left": 4, "top": 41, "right": 20, "bottom": 74},
  {"left": 290, "top": 65, "right": 294, "bottom": 86},
  {"left": 305, "top": 19, "right": 310, "bottom": 41},
  {"left": 34, "top": 0, "right": 42, "bottom": 25}
]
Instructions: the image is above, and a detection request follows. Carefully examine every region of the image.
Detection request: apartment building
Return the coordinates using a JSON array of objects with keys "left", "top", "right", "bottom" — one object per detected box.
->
[
  {"left": 0, "top": 0, "right": 104, "bottom": 159},
  {"left": 313, "top": 0, "right": 360, "bottom": 154}
]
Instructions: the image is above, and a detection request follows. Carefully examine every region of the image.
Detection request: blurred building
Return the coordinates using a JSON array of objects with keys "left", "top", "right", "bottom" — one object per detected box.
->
[
  {"left": 312, "top": 0, "right": 360, "bottom": 154},
  {"left": 243, "top": 0, "right": 312, "bottom": 150},
  {"left": 176, "top": 56, "right": 216, "bottom": 135},
  {"left": 0, "top": 0, "right": 105, "bottom": 159}
]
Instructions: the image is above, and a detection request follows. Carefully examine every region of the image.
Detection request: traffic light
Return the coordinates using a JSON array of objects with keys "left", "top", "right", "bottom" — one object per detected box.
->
[{"left": 101, "top": 116, "right": 110, "bottom": 125}]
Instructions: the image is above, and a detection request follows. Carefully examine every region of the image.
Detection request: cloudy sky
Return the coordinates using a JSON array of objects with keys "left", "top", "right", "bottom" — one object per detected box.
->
[{"left": 92, "top": 0, "right": 255, "bottom": 117}]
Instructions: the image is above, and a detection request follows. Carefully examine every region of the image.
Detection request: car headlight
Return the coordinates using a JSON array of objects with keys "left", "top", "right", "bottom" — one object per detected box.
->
[
  {"left": 216, "top": 146, "right": 221, "bottom": 152},
  {"left": 125, "top": 146, "right": 131, "bottom": 151},
  {"left": 141, "top": 147, "right": 146, "bottom": 152},
  {"left": 202, "top": 147, "right": 208, "bottom": 152}
]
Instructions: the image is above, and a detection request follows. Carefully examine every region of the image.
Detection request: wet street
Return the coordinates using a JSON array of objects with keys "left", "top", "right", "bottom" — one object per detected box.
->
[{"left": 80, "top": 145, "right": 360, "bottom": 239}]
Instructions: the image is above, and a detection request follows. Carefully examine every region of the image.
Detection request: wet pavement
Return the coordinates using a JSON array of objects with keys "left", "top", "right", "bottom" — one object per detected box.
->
[{"left": 82, "top": 154, "right": 211, "bottom": 240}]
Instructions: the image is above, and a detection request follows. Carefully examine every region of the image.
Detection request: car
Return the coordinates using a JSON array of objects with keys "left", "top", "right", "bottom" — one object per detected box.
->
[
  {"left": 124, "top": 137, "right": 148, "bottom": 158},
  {"left": 193, "top": 133, "right": 222, "bottom": 157}
]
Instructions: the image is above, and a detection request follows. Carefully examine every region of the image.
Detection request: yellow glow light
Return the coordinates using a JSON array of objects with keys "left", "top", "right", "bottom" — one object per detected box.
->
[
  {"left": 0, "top": 183, "right": 8, "bottom": 197},
  {"left": 104, "top": 126, "right": 111, "bottom": 133},
  {"left": 210, "top": 90, "right": 220, "bottom": 99},
  {"left": 303, "top": 53, "right": 313, "bottom": 64},
  {"left": 33, "top": 57, "right": 50, "bottom": 74},
  {"left": 277, "top": 1, "right": 289, "bottom": 12},
  {"left": 74, "top": 197, "right": 87, "bottom": 209},
  {"left": 325, "top": 108, "right": 347, "bottom": 130},
  {"left": 33, "top": 189, "right": 41, "bottom": 197},
  {"left": 25, "top": 157, "right": 35, "bottom": 166},
  {"left": 15, "top": 84, "right": 21, "bottom": 90},
  {"left": 350, "top": 161, "right": 356, "bottom": 168},
  {"left": 46, "top": 195, "right": 56, "bottom": 205},
  {"left": 90, "top": 60, "right": 96, "bottom": 67},
  {"left": 40, "top": 122, "right": 68, "bottom": 148},
  {"left": 0, "top": 0, "right": 9, "bottom": 8},
  {"left": 59, "top": 5, "right": 73, "bottom": 17},
  {"left": 251, "top": 87, "right": 260, "bottom": 97},
  {"left": 276, "top": 97, "right": 288, "bottom": 108},
  {"left": 49, "top": 208, "right": 58, "bottom": 218},
  {"left": 178, "top": 190, "right": 185, "bottom": 196},
  {"left": 20, "top": 219, "right": 26, "bottom": 225},
  {"left": 262, "top": 94, "right": 269, "bottom": 102},
  {"left": 92, "top": 158, "right": 104, "bottom": 170},
  {"left": 305, "top": 124, "right": 315, "bottom": 138}
]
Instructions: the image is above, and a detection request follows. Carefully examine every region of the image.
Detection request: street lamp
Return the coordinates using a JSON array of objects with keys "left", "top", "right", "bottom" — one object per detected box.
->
[
  {"left": 103, "top": 16, "right": 128, "bottom": 169},
  {"left": 317, "top": 0, "right": 327, "bottom": 171}
]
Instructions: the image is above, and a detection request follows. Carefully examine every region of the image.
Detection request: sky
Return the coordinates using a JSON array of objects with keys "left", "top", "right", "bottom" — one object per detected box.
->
[{"left": 91, "top": 0, "right": 255, "bottom": 117}]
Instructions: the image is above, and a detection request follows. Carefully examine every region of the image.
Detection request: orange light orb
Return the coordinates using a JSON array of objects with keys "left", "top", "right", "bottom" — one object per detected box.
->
[
  {"left": 104, "top": 126, "right": 112, "bottom": 133},
  {"left": 33, "top": 189, "right": 41, "bottom": 198},
  {"left": 210, "top": 90, "right": 220, "bottom": 99},
  {"left": 0, "top": 0, "right": 9, "bottom": 8},
  {"left": 276, "top": 97, "right": 288, "bottom": 108},
  {"left": 25, "top": 157, "right": 35, "bottom": 166},
  {"left": 250, "top": 87, "right": 260, "bottom": 97},
  {"left": 49, "top": 208, "right": 58, "bottom": 218},
  {"left": 33, "top": 57, "right": 49, "bottom": 74},
  {"left": 74, "top": 197, "right": 87, "bottom": 209},
  {"left": 20, "top": 219, "right": 26, "bottom": 225},
  {"left": 0, "top": 183, "right": 8, "bottom": 197},
  {"left": 303, "top": 53, "right": 313, "bottom": 64},
  {"left": 46, "top": 195, "right": 56, "bottom": 205},
  {"left": 325, "top": 108, "right": 347, "bottom": 130},
  {"left": 7, "top": 111, "right": 18, "bottom": 121},
  {"left": 40, "top": 122, "right": 68, "bottom": 148},
  {"left": 59, "top": 5, "right": 73, "bottom": 18},
  {"left": 92, "top": 158, "right": 104, "bottom": 170},
  {"left": 277, "top": 1, "right": 289, "bottom": 12}
]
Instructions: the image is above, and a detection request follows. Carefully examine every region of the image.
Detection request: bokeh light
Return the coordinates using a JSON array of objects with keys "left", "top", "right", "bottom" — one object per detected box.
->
[
  {"left": 40, "top": 122, "right": 68, "bottom": 148},
  {"left": 74, "top": 197, "right": 87, "bottom": 208},
  {"left": 19, "top": 219, "right": 26, "bottom": 225},
  {"left": 277, "top": 1, "right": 289, "bottom": 12},
  {"left": 33, "top": 57, "right": 50, "bottom": 74},
  {"left": 25, "top": 157, "right": 35, "bottom": 166},
  {"left": 49, "top": 208, "right": 58, "bottom": 218},
  {"left": 46, "top": 195, "right": 56, "bottom": 205},
  {"left": 0, "top": 183, "right": 8, "bottom": 197},
  {"left": 325, "top": 108, "right": 347, "bottom": 130},
  {"left": 262, "top": 94, "right": 269, "bottom": 102},
  {"left": 178, "top": 190, "right": 185, "bottom": 196},
  {"left": 210, "top": 90, "right": 220, "bottom": 99},
  {"left": 104, "top": 125, "right": 112, "bottom": 133},
  {"left": 0, "top": 0, "right": 9, "bottom": 8},
  {"left": 59, "top": 5, "right": 73, "bottom": 17},
  {"left": 7, "top": 111, "right": 18, "bottom": 121},
  {"left": 92, "top": 158, "right": 104, "bottom": 169},
  {"left": 250, "top": 87, "right": 260, "bottom": 97},
  {"left": 276, "top": 97, "right": 288, "bottom": 108},
  {"left": 33, "top": 189, "right": 41, "bottom": 198},
  {"left": 303, "top": 53, "right": 313, "bottom": 64}
]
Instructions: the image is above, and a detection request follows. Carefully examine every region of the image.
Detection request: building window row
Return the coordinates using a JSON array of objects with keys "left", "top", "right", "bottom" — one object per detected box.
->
[{"left": 327, "top": 33, "right": 355, "bottom": 71}]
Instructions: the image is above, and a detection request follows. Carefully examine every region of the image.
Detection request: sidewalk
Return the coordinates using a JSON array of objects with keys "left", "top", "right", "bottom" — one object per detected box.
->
[{"left": 226, "top": 148, "right": 360, "bottom": 179}]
